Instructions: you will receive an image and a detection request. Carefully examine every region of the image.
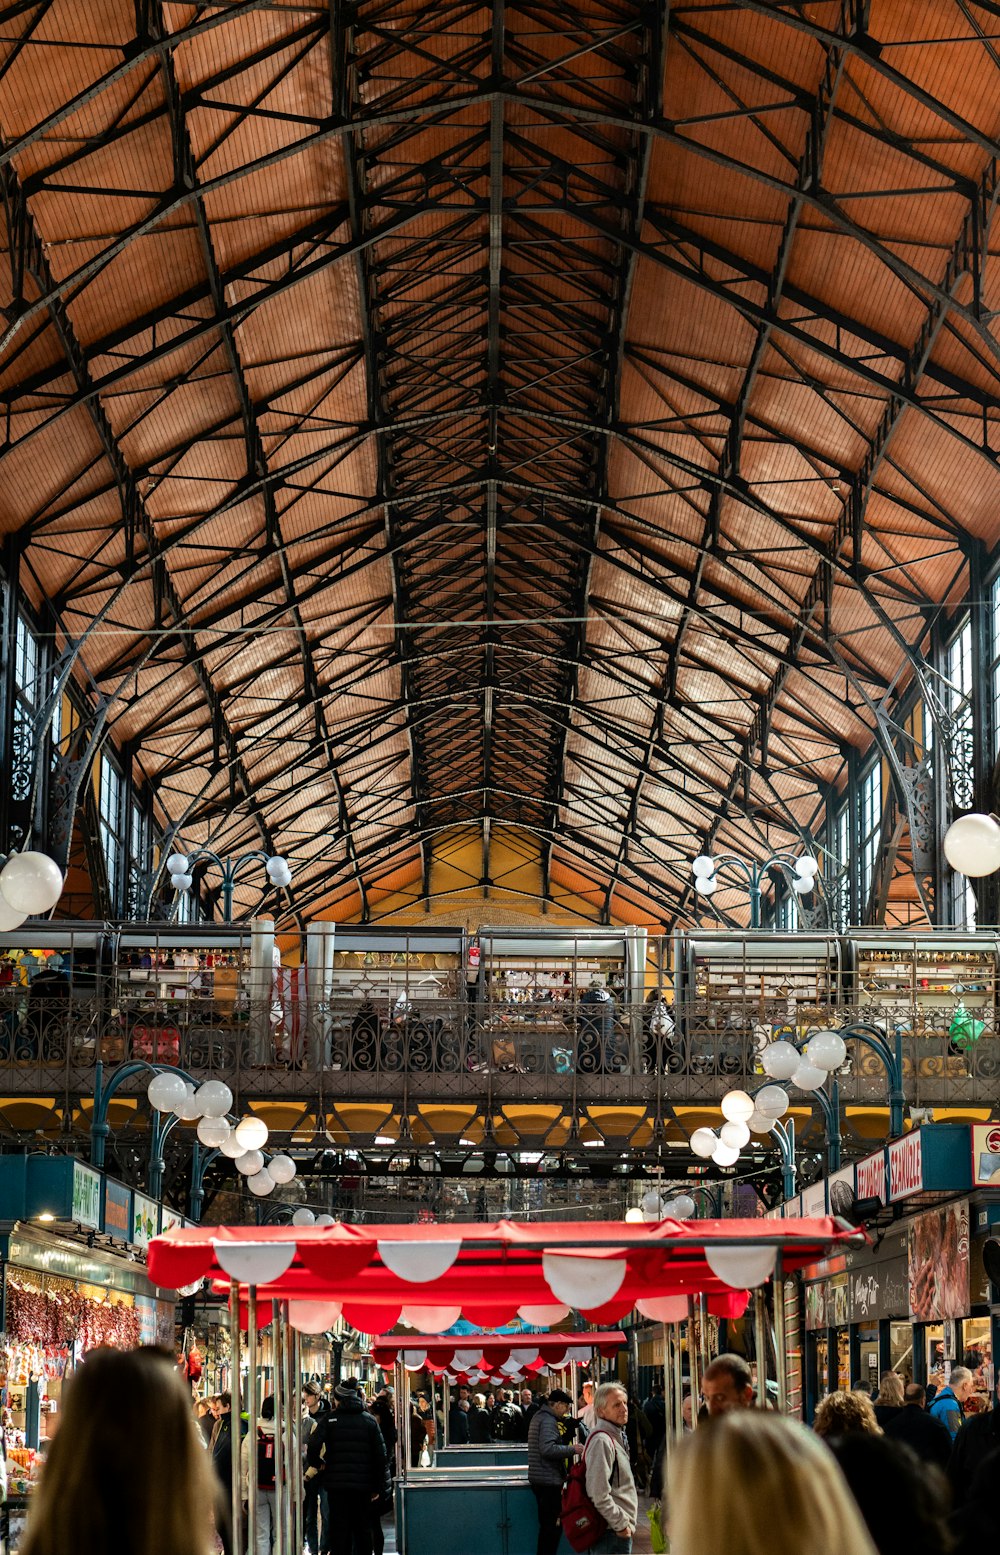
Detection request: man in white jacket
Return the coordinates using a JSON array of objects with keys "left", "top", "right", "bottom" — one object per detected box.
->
[
  {"left": 241, "top": 1393, "right": 279, "bottom": 1555},
  {"left": 583, "top": 1383, "right": 637, "bottom": 1554}
]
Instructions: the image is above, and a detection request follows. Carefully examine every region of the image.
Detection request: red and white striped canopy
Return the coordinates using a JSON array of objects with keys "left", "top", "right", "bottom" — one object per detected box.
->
[
  {"left": 147, "top": 1217, "right": 863, "bottom": 1334},
  {"left": 372, "top": 1329, "right": 626, "bottom": 1380}
]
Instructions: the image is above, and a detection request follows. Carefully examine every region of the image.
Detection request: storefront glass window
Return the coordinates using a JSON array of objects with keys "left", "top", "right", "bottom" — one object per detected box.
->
[
  {"left": 962, "top": 1317, "right": 993, "bottom": 1398},
  {"left": 890, "top": 1322, "right": 914, "bottom": 1384}
]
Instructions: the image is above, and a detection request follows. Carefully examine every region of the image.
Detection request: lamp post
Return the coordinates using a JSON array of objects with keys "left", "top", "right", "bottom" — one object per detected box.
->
[
  {"left": 690, "top": 849, "right": 821, "bottom": 928},
  {"left": 165, "top": 848, "right": 292, "bottom": 921}
]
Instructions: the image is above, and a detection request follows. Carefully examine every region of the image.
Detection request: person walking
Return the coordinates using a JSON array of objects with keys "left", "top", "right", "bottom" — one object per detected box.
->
[
  {"left": 929, "top": 1366, "right": 974, "bottom": 1440},
  {"left": 872, "top": 1372, "right": 905, "bottom": 1429},
  {"left": 493, "top": 1389, "right": 523, "bottom": 1442},
  {"left": 701, "top": 1354, "right": 754, "bottom": 1417},
  {"left": 240, "top": 1392, "right": 279, "bottom": 1555},
  {"left": 448, "top": 1396, "right": 471, "bottom": 1445},
  {"left": 302, "top": 1380, "right": 330, "bottom": 1555},
  {"left": 468, "top": 1392, "right": 493, "bottom": 1443},
  {"left": 948, "top": 1372, "right": 1000, "bottom": 1504},
  {"left": 305, "top": 1378, "right": 389, "bottom": 1555},
  {"left": 885, "top": 1383, "right": 952, "bottom": 1471},
  {"left": 211, "top": 1391, "right": 246, "bottom": 1555},
  {"left": 527, "top": 1389, "right": 582, "bottom": 1555},
  {"left": 578, "top": 1380, "right": 596, "bottom": 1433},
  {"left": 583, "top": 1382, "right": 637, "bottom": 1554}
]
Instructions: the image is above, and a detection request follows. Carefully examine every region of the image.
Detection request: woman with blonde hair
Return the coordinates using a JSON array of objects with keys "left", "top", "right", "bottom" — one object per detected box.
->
[
  {"left": 21, "top": 1346, "right": 219, "bottom": 1555},
  {"left": 668, "top": 1411, "right": 877, "bottom": 1555},
  {"left": 813, "top": 1388, "right": 882, "bottom": 1439},
  {"left": 873, "top": 1370, "right": 905, "bottom": 1428}
]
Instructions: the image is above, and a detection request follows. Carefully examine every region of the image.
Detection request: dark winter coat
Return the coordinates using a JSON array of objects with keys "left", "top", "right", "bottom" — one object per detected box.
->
[
  {"left": 493, "top": 1402, "right": 523, "bottom": 1442},
  {"left": 527, "top": 1402, "right": 578, "bottom": 1489},
  {"left": 948, "top": 1402, "right": 1000, "bottom": 1505},
  {"left": 448, "top": 1403, "right": 471, "bottom": 1445},
  {"left": 468, "top": 1405, "right": 492, "bottom": 1444},
  {"left": 211, "top": 1412, "right": 247, "bottom": 1500},
  {"left": 306, "top": 1395, "right": 389, "bottom": 1499},
  {"left": 885, "top": 1402, "right": 953, "bottom": 1471}
]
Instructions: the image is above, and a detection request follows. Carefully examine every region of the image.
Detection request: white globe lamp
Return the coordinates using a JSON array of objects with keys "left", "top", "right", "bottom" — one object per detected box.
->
[
  {"left": 761, "top": 1041, "right": 800, "bottom": 1081},
  {"left": 173, "top": 1084, "right": 203, "bottom": 1122},
  {"left": 748, "top": 1109, "right": 775, "bottom": 1135},
  {"left": 805, "top": 1030, "right": 847, "bottom": 1072},
  {"left": 791, "top": 1061, "right": 827, "bottom": 1092},
  {"left": 694, "top": 875, "right": 717, "bottom": 895},
  {"left": 712, "top": 1141, "right": 740, "bottom": 1167},
  {"left": 692, "top": 855, "right": 715, "bottom": 878},
  {"left": 147, "top": 1071, "right": 188, "bottom": 1113},
  {"left": 268, "top": 1154, "right": 297, "bottom": 1185},
  {"left": 219, "top": 1132, "right": 246, "bottom": 1159},
  {"left": 795, "top": 854, "right": 819, "bottom": 879},
  {"left": 314, "top": 1214, "right": 336, "bottom": 1227},
  {"left": 247, "top": 1169, "right": 275, "bottom": 1197},
  {"left": 719, "top": 1120, "right": 750, "bottom": 1150},
  {"left": 0, "top": 898, "right": 27, "bottom": 931},
  {"left": 235, "top": 1149, "right": 265, "bottom": 1177},
  {"left": 165, "top": 853, "right": 189, "bottom": 875},
  {"left": 690, "top": 1128, "right": 718, "bottom": 1159},
  {"left": 195, "top": 1080, "right": 233, "bottom": 1119},
  {"left": 292, "top": 1208, "right": 316, "bottom": 1227},
  {"left": 755, "top": 1084, "right": 789, "bottom": 1119},
  {"left": 234, "top": 1115, "right": 269, "bottom": 1152},
  {"left": 625, "top": 1207, "right": 644, "bottom": 1223},
  {"left": 197, "top": 1116, "right": 232, "bottom": 1149},
  {"left": 671, "top": 1193, "right": 696, "bottom": 1218},
  {"left": 943, "top": 813, "right": 1000, "bottom": 877},
  {"left": 721, "top": 1089, "right": 755, "bottom": 1124},
  {"left": 0, "top": 851, "right": 64, "bottom": 914}
]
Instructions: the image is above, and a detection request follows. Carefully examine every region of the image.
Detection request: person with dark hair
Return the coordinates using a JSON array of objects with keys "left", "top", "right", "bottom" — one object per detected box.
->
[
  {"left": 240, "top": 1392, "right": 280, "bottom": 1555},
  {"left": 828, "top": 1433, "right": 953, "bottom": 1555},
  {"left": 701, "top": 1354, "right": 754, "bottom": 1416},
  {"left": 20, "top": 1346, "right": 218, "bottom": 1555},
  {"left": 302, "top": 1381, "right": 330, "bottom": 1555},
  {"left": 885, "top": 1384, "right": 953, "bottom": 1470},
  {"left": 527, "top": 1389, "right": 582, "bottom": 1555},
  {"left": 448, "top": 1394, "right": 471, "bottom": 1444},
  {"left": 947, "top": 1373, "right": 1000, "bottom": 1506},
  {"left": 305, "top": 1378, "right": 388, "bottom": 1555},
  {"left": 212, "top": 1390, "right": 246, "bottom": 1555}
]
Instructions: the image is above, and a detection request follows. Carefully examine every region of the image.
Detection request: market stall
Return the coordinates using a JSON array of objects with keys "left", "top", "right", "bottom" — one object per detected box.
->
[{"left": 148, "top": 1216, "right": 865, "bottom": 1555}]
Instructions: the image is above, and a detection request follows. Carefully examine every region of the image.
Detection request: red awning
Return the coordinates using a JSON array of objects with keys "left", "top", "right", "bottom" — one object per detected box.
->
[
  {"left": 371, "top": 1330, "right": 626, "bottom": 1375},
  {"left": 147, "top": 1217, "right": 863, "bottom": 1332}
]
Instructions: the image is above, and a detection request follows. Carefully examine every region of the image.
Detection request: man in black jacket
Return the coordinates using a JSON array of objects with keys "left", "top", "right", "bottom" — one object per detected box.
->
[
  {"left": 948, "top": 1375, "right": 1000, "bottom": 1506},
  {"left": 302, "top": 1381, "right": 331, "bottom": 1555},
  {"left": 306, "top": 1378, "right": 389, "bottom": 1555},
  {"left": 468, "top": 1392, "right": 492, "bottom": 1443},
  {"left": 211, "top": 1392, "right": 246, "bottom": 1555},
  {"left": 493, "top": 1389, "right": 523, "bottom": 1442},
  {"left": 527, "top": 1390, "right": 583, "bottom": 1555},
  {"left": 884, "top": 1383, "right": 952, "bottom": 1471}
]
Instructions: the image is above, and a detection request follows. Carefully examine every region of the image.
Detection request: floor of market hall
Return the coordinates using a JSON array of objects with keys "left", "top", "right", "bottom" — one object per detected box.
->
[{"left": 374, "top": 1496, "right": 657, "bottom": 1554}]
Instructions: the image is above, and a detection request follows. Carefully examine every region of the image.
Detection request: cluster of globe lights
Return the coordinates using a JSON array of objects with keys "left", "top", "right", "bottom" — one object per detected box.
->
[
  {"left": 165, "top": 852, "right": 292, "bottom": 894},
  {"left": 692, "top": 851, "right": 820, "bottom": 897},
  {"left": 688, "top": 1028, "right": 849, "bottom": 1169},
  {"left": 146, "top": 1072, "right": 332, "bottom": 1222},
  {"left": 0, "top": 850, "right": 66, "bottom": 931},
  {"left": 625, "top": 1190, "right": 698, "bottom": 1222}
]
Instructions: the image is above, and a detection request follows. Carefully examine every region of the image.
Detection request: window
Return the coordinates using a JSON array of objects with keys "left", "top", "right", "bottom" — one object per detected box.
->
[
  {"left": 98, "top": 755, "right": 125, "bottom": 909},
  {"left": 942, "top": 616, "right": 974, "bottom": 811},
  {"left": 11, "top": 615, "right": 41, "bottom": 802},
  {"left": 829, "top": 799, "right": 852, "bottom": 929},
  {"left": 775, "top": 891, "right": 798, "bottom": 932},
  {"left": 992, "top": 574, "right": 1000, "bottom": 747},
  {"left": 858, "top": 762, "right": 881, "bottom": 914},
  {"left": 126, "top": 797, "right": 149, "bottom": 919}
]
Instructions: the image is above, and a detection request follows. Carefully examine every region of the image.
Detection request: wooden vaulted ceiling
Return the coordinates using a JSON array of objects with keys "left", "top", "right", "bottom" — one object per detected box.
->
[{"left": 0, "top": 0, "right": 997, "bottom": 925}]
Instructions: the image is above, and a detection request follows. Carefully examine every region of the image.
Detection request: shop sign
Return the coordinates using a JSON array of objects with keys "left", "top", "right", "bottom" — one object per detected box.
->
[
  {"left": 856, "top": 1149, "right": 886, "bottom": 1204},
  {"left": 804, "top": 1280, "right": 827, "bottom": 1330},
  {"left": 131, "top": 1194, "right": 159, "bottom": 1249},
  {"left": 160, "top": 1206, "right": 184, "bottom": 1234},
  {"left": 828, "top": 1273, "right": 849, "bottom": 1327},
  {"left": 849, "top": 1255, "right": 909, "bottom": 1322},
  {"left": 828, "top": 1165, "right": 856, "bottom": 1219},
  {"left": 71, "top": 1164, "right": 101, "bottom": 1229},
  {"left": 908, "top": 1199, "right": 970, "bottom": 1320},
  {"left": 103, "top": 1179, "right": 132, "bottom": 1239},
  {"left": 135, "top": 1295, "right": 158, "bottom": 1346},
  {"left": 971, "top": 1124, "right": 1000, "bottom": 1187},
  {"left": 888, "top": 1131, "right": 924, "bottom": 1202},
  {"left": 800, "top": 1182, "right": 827, "bottom": 1217}
]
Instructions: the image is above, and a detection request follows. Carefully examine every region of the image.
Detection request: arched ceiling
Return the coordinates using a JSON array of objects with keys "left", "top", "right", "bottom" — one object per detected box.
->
[{"left": 0, "top": 0, "right": 996, "bottom": 924}]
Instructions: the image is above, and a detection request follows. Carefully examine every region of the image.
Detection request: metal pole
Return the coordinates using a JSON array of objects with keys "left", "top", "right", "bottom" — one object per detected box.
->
[
  {"left": 443, "top": 1376, "right": 450, "bottom": 1448},
  {"left": 247, "top": 1287, "right": 259, "bottom": 1555},
  {"left": 661, "top": 1323, "right": 672, "bottom": 1448},
  {"left": 754, "top": 1288, "right": 769, "bottom": 1408},
  {"left": 671, "top": 1322, "right": 683, "bottom": 1438},
  {"left": 228, "top": 1282, "right": 243, "bottom": 1555},
  {"left": 686, "top": 1301, "right": 700, "bottom": 1429},
  {"left": 698, "top": 1293, "right": 710, "bottom": 1382},
  {"left": 291, "top": 1325, "right": 303, "bottom": 1555},
  {"left": 774, "top": 1253, "right": 788, "bottom": 1415},
  {"left": 403, "top": 1363, "right": 412, "bottom": 1478},
  {"left": 272, "top": 1301, "right": 286, "bottom": 1555}
]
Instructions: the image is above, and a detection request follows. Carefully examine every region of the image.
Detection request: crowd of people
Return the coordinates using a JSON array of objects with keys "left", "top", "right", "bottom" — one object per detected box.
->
[{"left": 11, "top": 1340, "right": 1000, "bottom": 1555}]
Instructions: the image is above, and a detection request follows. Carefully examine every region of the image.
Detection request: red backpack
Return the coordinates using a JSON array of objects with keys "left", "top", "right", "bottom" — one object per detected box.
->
[
  {"left": 560, "top": 1437, "right": 616, "bottom": 1552},
  {"left": 256, "top": 1428, "right": 276, "bottom": 1491}
]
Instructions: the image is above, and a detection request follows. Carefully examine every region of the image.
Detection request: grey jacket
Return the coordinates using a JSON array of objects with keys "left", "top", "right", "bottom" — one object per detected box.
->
[
  {"left": 528, "top": 1402, "right": 578, "bottom": 1488},
  {"left": 584, "top": 1419, "right": 637, "bottom": 1537}
]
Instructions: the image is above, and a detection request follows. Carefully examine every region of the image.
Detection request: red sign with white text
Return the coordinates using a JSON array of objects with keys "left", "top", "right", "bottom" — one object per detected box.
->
[
  {"left": 856, "top": 1150, "right": 886, "bottom": 1203},
  {"left": 888, "top": 1130, "right": 924, "bottom": 1202}
]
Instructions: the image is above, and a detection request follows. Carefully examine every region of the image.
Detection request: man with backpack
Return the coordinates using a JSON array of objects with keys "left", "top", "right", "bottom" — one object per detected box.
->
[
  {"left": 305, "top": 1378, "right": 389, "bottom": 1555},
  {"left": 240, "top": 1392, "right": 279, "bottom": 1555},
  {"left": 493, "top": 1389, "right": 524, "bottom": 1442},
  {"left": 574, "top": 1383, "right": 637, "bottom": 1553},
  {"left": 527, "top": 1389, "right": 583, "bottom": 1555}
]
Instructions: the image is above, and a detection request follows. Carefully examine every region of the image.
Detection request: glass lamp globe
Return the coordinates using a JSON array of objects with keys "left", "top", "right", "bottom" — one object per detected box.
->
[
  {"left": 791, "top": 1061, "right": 827, "bottom": 1092},
  {"left": 173, "top": 1084, "right": 203, "bottom": 1122},
  {"left": 235, "top": 1149, "right": 265, "bottom": 1177},
  {"left": 761, "top": 1041, "right": 800, "bottom": 1081},
  {"left": 692, "top": 855, "right": 715, "bottom": 878},
  {"left": 694, "top": 875, "right": 717, "bottom": 896},
  {"left": 719, "top": 1120, "right": 750, "bottom": 1150},
  {"left": 640, "top": 1190, "right": 664, "bottom": 1216},
  {"left": 247, "top": 1170, "right": 275, "bottom": 1197},
  {"left": 147, "top": 1071, "right": 187, "bottom": 1113},
  {"left": 268, "top": 1154, "right": 297, "bottom": 1185},
  {"left": 671, "top": 1193, "right": 696, "bottom": 1218},
  {"left": 314, "top": 1214, "right": 336, "bottom": 1227},
  {"left": 197, "top": 1116, "right": 232, "bottom": 1149},
  {"left": 165, "top": 853, "right": 189, "bottom": 875},
  {"left": 795, "top": 854, "right": 819, "bottom": 879},
  {"left": 748, "top": 1109, "right": 775, "bottom": 1135},
  {"left": 292, "top": 1208, "right": 316, "bottom": 1227},
  {"left": 755, "top": 1084, "right": 789, "bottom": 1119},
  {"left": 690, "top": 1127, "right": 718, "bottom": 1159},
  {"left": 943, "top": 813, "right": 1000, "bottom": 877},
  {"left": 625, "top": 1207, "right": 644, "bottom": 1223},
  {"left": 712, "top": 1141, "right": 740, "bottom": 1167},
  {"left": 720, "top": 1089, "right": 755, "bottom": 1123},
  {"left": 805, "top": 1030, "right": 847, "bottom": 1072},
  {"left": 219, "top": 1132, "right": 246, "bottom": 1159},
  {"left": 0, "top": 851, "right": 64, "bottom": 914},
  {"left": 0, "top": 898, "right": 27, "bottom": 931},
  {"left": 195, "top": 1080, "right": 233, "bottom": 1119},
  {"left": 234, "top": 1115, "right": 269, "bottom": 1152}
]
